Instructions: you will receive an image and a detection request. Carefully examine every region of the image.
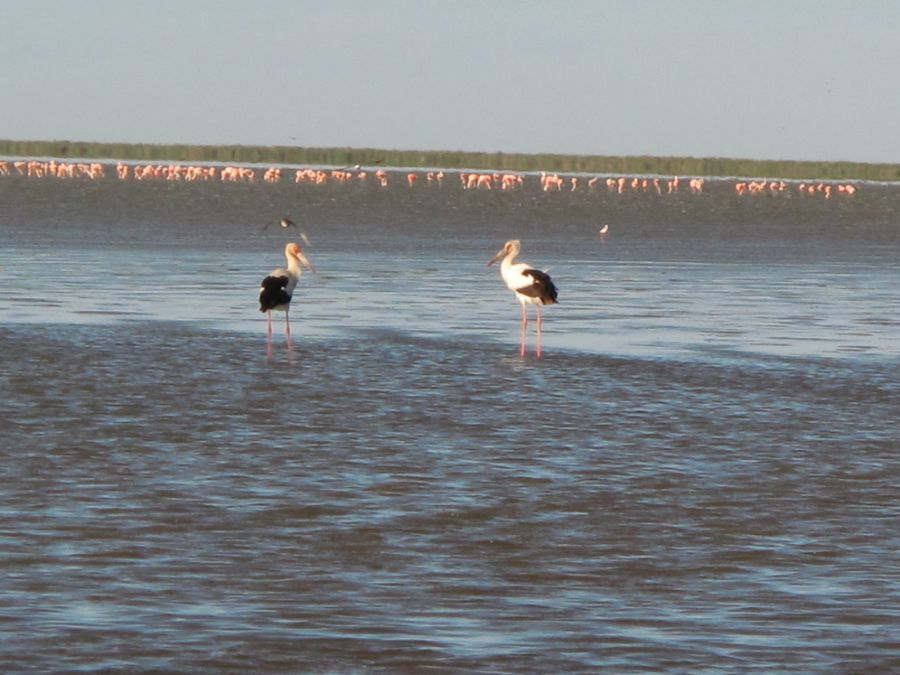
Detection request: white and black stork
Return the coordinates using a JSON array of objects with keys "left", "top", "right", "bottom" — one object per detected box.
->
[
  {"left": 259, "top": 242, "right": 316, "bottom": 339},
  {"left": 487, "top": 239, "right": 558, "bottom": 357}
]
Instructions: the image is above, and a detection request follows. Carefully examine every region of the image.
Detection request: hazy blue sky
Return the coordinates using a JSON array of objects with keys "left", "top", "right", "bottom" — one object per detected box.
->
[{"left": 2, "top": 1, "right": 898, "bottom": 162}]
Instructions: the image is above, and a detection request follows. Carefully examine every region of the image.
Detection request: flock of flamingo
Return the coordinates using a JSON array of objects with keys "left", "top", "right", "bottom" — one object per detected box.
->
[
  {"left": 0, "top": 156, "right": 864, "bottom": 357},
  {"left": 0, "top": 158, "right": 860, "bottom": 199},
  {"left": 1, "top": 155, "right": 866, "bottom": 357}
]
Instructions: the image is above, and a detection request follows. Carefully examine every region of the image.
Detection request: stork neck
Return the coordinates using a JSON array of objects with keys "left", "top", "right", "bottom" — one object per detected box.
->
[
  {"left": 286, "top": 255, "right": 302, "bottom": 277},
  {"left": 500, "top": 250, "right": 517, "bottom": 272}
]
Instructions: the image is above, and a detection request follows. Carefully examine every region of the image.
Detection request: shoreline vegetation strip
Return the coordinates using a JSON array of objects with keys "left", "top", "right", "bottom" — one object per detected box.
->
[{"left": 1, "top": 139, "right": 897, "bottom": 182}]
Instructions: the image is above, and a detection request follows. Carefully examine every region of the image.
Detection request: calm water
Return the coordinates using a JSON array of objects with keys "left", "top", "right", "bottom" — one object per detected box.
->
[{"left": 1, "top": 171, "right": 899, "bottom": 672}]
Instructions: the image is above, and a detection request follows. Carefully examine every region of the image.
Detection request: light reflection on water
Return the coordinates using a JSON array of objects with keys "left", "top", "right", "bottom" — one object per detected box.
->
[
  {"left": 3, "top": 245, "right": 898, "bottom": 361},
  {"left": 1, "top": 177, "right": 899, "bottom": 672}
]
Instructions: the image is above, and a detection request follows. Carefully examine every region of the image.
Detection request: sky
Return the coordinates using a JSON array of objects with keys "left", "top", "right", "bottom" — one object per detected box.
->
[{"left": 1, "top": 1, "right": 899, "bottom": 163}]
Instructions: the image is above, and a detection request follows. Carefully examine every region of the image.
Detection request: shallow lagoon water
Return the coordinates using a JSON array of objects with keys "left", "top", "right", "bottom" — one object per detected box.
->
[{"left": 1, "top": 173, "right": 898, "bottom": 671}]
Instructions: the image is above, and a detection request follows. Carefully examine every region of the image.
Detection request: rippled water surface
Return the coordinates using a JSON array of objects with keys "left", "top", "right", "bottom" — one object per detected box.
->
[{"left": 1, "top": 172, "right": 899, "bottom": 672}]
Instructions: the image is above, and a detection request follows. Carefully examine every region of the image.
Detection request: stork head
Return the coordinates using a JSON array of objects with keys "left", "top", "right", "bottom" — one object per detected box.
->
[
  {"left": 286, "top": 242, "right": 316, "bottom": 273},
  {"left": 487, "top": 239, "right": 521, "bottom": 267}
]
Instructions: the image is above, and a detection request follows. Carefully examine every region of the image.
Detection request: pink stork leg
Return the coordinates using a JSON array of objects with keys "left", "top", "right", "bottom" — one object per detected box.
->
[
  {"left": 285, "top": 309, "right": 294, "bottom": 360},
  {"left": 267, "top": 310, "right": 273, "bottom": 338},
  {"left": 520, "top": 303, "right": 528, "bottom": 357}
]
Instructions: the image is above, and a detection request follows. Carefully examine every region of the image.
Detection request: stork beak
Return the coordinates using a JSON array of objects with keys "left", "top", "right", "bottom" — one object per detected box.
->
[
  {"left": 298, "top": 250, "right": 316, "bottom": 273},
  {"left": 487, "top": 248, "right": 505, "bottom": 267}
]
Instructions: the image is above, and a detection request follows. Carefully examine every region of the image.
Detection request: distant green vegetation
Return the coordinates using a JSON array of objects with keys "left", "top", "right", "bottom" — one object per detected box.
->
[{"left": 2, "top": 139, "right": 898, "bottom": 182}]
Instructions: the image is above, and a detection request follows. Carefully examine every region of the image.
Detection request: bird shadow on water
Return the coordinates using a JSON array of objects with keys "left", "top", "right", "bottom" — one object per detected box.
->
[
  {"left": 343, "top": 325, "right": 565, "bottom": 376},
  {"left": 255, "top": 323, "right": 569, "bottom": 378},
  {"left": 265, "top": 334, "right": 296, "bottom": 364}
]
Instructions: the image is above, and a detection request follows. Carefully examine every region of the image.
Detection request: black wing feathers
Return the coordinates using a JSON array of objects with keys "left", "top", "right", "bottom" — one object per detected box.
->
[
  {"left": 259, "top": 275, "right": 292, "bottom": 311},
  {"left": 519, "top": 268, "right": 558, "bottom": 304}
]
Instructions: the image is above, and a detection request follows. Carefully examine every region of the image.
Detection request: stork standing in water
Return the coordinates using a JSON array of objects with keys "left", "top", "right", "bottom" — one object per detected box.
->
[
  {"left": 259, "top": 242, "right": 316, "bottom": 340},
  {"left": 487, "top": 239, "right": 558, "bottom": 357}
]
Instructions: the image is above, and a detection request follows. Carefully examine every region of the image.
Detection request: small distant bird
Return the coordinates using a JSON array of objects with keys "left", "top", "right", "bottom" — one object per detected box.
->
[
  {"left": 487, "top": 239, "right": 558, "bottom": 357},
  {"left": 259, "top": 242, "right": 316, "bottom": 338},
  {"left": 598, "top": 224, "right": 609, "bottom": 241},
  {"left": 260, "top": 216, "right": 312, "bottom": 246},
  {"left": 261, "top": 216, "right": 298, "bottom": 231}
]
